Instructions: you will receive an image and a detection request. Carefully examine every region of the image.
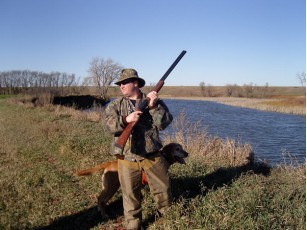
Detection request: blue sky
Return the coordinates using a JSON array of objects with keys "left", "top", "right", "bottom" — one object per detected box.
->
[{"left": 1, "top": 0, "right": 305, "bottom": 86}]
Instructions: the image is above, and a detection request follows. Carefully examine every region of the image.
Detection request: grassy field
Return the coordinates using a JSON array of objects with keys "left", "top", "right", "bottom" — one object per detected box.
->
[{"left": 0, "top": 97, "right": 305, "bottom": 229}]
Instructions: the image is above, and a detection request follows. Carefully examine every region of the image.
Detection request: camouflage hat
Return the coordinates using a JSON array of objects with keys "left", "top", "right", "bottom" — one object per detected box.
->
[{"left": 115, "top": 68, "right": 145, "bottom": 88}]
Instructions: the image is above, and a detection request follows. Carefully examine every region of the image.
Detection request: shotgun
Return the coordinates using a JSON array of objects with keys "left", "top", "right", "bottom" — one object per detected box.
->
[{"left": 114, "top": 50, "right": 187, "bottom": 150}]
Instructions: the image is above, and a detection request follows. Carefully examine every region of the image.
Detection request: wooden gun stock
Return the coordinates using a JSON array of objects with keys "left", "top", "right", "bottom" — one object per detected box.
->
[
  {"left": 114, "top": 121, "right": 136, "bottom": 149},
  {"left": 114, "top": 50, "right": 187, "bottom": 150}
]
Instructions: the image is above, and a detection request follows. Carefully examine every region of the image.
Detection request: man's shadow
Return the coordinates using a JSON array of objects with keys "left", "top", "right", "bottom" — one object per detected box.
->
[
  {"left": 35, "top": 162, "right": 270, "bottom": 230},
  {"left": 34, "top": 199, "right": 123, "bottom": 230},
  {"left": 173, "top": 161, "right": 270, "bottom": 198},
  {"left": 142, "top": 161, "right": 270, "bottom": 228}
]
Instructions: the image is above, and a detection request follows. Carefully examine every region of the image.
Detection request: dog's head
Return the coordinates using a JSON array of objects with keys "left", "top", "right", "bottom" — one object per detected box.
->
[{"left": 160, "top": 143, "right": 189, "bottom": 165}]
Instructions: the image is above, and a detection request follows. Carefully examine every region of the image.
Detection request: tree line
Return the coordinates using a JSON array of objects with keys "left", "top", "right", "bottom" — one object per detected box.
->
[
  {"left": 0, "top": 70, "right": 80, "bottom": 95},
  {"left": 200, "top": 82, "right": 272, "bottom": 98},
  {"left": 200, "top": 72, "right": 306, "bottom": 98},
  {"left": 0, "top": 58, "right": 122, "bottom": 99}
]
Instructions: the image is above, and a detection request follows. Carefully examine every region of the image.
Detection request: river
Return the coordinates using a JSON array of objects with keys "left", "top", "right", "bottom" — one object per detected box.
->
[{"left": 162, "top": 99, "right": 306, "bottom": 165}]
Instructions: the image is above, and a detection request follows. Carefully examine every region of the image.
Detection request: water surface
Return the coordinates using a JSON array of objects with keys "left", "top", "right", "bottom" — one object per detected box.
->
[{"left": 163, "top": 99, "right": 306, "bottom": 165}]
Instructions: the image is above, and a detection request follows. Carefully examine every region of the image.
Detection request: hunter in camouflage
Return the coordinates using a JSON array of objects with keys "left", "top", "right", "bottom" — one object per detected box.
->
[
  {"left": 103, "top": 68, "right": 173, "bottom": 229},
  {"left": 104, "top": 93, "right": 173, "bottom": 160}
]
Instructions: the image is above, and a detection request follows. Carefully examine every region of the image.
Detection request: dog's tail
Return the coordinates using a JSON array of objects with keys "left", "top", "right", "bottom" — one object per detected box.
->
[{"left": 76, "top": 162, "right": 111, "bottom": 176}]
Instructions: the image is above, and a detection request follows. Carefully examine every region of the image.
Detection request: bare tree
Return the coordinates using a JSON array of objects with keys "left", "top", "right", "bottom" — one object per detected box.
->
[
  {"left": 225, "top": 84, "right": 234, "bottom": 97},
  {"left": 199, "top": 81, "right": 206, "bottom": 96},
  {"left": 261, "top": 82, "right": 270, "bottom": 98},
  {"left": 199, "top": 81, "right": 214, "bottom": 97},
  {"left": 243, "top": 82, "right": 255, "bottom": 98},
  {"left": 207, "top": 84, "right": 213, "bottom": 97},
  {"left": 88, "top": 57, "right": 122, "bottom": 99},
  {"left": 297, "top": 72, "right": 306, "bottom": 87}
]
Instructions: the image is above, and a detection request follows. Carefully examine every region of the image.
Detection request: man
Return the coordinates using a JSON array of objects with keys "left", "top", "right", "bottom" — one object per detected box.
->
[{"left": 104, "top": 68, "right": 173, "bottom": 229}]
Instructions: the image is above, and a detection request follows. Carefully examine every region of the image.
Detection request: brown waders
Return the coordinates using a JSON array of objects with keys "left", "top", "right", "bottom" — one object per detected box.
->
[{"left": 118, "top": 153, "right": 172, "bottom": 229}]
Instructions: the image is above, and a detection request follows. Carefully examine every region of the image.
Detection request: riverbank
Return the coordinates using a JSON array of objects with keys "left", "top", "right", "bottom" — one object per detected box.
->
[
  {"left": 161, "top": 96, "right": 306, "bottom": 115},
  {"left": 0, "top": 98, "right": 305, "bottom": 229}
]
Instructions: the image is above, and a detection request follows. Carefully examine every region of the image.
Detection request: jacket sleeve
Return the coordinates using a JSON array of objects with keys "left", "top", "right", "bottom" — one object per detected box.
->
[
  {"left": 104, "top": 100, "right": 127, "bottom": 135},
  {"left": 149, "top": 99, "right": 173, "bottom": 130}
]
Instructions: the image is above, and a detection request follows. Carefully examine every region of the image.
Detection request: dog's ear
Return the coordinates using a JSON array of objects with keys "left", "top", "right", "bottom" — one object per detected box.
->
[
  {"left": 162, "top": 143, "right": 179, "bottom": 153},
  {"left": 161, "top": 144, "right": 171, "bottom": 153},
  {"left": 160, "top": 143, "right": 174, "bottom": 163}
]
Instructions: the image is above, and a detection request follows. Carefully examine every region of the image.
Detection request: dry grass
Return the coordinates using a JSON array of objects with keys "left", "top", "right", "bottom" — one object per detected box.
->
[
  {"left": 51, "top": 105, "right": 102, "bottom": 122},
  {"left": 163, "top": 111, "right": 253, "bottom": 168},
  {"left": 9, "top": 95, "right": 102, "bottom": 122}
]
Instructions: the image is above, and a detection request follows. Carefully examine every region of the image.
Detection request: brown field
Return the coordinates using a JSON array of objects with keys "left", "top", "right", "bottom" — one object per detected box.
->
[
  {"left": 108, "top": 85, "right": 305, "bottom": 98},
  {"left": 107, "top": 86, "right": 306, "bottom": 115}
]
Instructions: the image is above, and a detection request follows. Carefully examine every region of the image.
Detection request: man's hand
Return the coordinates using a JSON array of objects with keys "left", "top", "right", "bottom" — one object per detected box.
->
[
  {"left": 147, "top": 91, "right": 158, "bottom": 108},
  {"left": 125, "top": 111, "right": 143, "bottom": 123}
]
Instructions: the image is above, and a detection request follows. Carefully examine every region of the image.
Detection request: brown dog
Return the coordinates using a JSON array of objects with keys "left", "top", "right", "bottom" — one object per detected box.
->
[{"left": 76, "top": 143, "right": 189, "bottom": 217}]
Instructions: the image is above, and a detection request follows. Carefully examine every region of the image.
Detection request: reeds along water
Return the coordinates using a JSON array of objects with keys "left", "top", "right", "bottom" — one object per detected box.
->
[{"left": 162, "top": 112, "right": 254, "bottom": 169}]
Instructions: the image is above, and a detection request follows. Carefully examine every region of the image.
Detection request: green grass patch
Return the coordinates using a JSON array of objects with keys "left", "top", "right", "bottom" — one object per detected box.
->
[{"left": 0, "top": 94, "right": 16, "bottom": 100}]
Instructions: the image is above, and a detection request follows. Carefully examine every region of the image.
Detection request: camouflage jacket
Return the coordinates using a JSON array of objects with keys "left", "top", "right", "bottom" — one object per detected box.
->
[{"left": 104, "top": 92, "right": 173, "bottom": 161}]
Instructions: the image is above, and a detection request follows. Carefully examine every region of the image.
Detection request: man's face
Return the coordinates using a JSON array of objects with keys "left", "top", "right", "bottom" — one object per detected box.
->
[{"left": 119, "top": 79, "right": 139, "bottom": 98}]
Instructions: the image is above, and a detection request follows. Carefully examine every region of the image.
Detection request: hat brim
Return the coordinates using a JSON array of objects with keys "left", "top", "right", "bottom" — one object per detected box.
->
[{"left": 115, "top": 77, "right": 145, "bottom": 88}]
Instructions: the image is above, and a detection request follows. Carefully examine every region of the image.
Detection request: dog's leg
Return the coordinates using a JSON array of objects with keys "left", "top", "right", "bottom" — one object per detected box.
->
[{"left": 97, "top": 171, "right": 120, "bottom": 218}]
